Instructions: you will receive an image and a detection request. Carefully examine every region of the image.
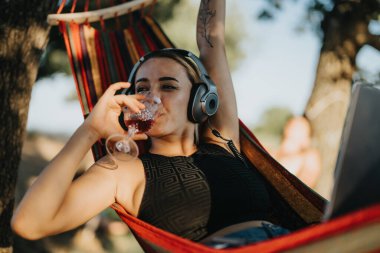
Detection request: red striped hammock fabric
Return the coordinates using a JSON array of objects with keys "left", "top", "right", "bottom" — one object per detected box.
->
[
  {"left": 58, "top": 8, "right": 380, "bottom": 253},
  {"left": 112, "top": 202, "right": 380, "bottom": 253},
  {"left": 59, "top": 13, "right": 172, "bottom": 160}
]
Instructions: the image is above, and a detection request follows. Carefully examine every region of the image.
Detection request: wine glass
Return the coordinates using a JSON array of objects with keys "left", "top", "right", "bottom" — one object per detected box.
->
[{"left": 98, "top": 92, "right": 161, "bottom": 169}]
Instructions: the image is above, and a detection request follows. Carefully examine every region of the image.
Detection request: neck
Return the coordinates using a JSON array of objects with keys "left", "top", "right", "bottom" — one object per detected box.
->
[{"left": 149, "top": 133, "right": 197, "bottom": 157}]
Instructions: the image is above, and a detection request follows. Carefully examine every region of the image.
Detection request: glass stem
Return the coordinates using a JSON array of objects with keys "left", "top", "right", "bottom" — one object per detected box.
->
[{"left": 128, "top": 126, "right": 138, "bottom": 138}]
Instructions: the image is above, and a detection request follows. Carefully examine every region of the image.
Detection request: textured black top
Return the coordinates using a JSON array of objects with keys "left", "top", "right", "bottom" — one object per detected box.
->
[{"left": 138, "top": 143, "right": 272, "bottom": 241}]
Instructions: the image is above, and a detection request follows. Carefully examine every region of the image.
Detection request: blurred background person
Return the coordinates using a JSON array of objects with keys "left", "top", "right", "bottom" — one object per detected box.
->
[{"left": 273, "top": 116, "right": 321, "bottom": 188}]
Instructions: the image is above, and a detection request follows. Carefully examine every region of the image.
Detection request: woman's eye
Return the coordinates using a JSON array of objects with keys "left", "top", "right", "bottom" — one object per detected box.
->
[
  {"left": 136, "top": 87, "right": 149, "bottom": 93},
  {"left": 162, "top": 84, "right": 177, "bottom": 90}
]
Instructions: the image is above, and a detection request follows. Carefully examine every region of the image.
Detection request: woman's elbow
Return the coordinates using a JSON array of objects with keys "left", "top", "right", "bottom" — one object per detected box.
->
[{"left": 11, "top": 213, "right": 45, "bottom": 240}]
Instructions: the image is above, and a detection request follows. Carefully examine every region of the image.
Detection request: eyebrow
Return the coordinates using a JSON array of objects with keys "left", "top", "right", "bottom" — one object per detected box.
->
[
  {"left": 135, "top": 76, "right": 179, "bottom": 83},
  {"left": 135, "top": 77, "right": 149, "bottom": 83},
  {"left": 159, "top": 77, "right": 179, "bottom": 82}
]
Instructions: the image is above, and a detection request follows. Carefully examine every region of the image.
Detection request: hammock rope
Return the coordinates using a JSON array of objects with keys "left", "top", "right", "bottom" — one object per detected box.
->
[
  {"left": 49, "top": 1, "right": 380, "bottom": 252},
  {"left": 48, "top": 0, "right": 157, "bottom": 25}
]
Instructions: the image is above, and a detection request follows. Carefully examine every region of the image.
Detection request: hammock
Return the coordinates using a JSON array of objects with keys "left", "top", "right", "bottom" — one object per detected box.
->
[{"left": 49, "top": 1, "right": 380, "bottom": 252}]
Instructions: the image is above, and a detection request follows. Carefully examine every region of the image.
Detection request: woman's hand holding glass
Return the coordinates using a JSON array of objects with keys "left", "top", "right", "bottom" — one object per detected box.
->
[
  {"left": 84, "top": 82, "right": 158, "bottom": 169},
  {"left": 104, "top": 91, "right": 160, "bottom": 168},
  {"left": 84, "top": 82, "right": 144, "bottom": 139},
  {"left": 88, "top": 82, "right": 161, "bottom": 169}
]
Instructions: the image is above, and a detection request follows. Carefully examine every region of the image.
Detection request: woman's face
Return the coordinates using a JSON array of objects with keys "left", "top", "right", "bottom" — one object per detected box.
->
[{"left": 134, "top": 57, "right": 194, "bottom": 137}]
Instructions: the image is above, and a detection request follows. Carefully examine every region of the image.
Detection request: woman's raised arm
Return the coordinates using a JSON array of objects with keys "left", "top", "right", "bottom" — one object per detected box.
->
[{"left": 196, "top": 0, "right": 239, "bottom": 149}]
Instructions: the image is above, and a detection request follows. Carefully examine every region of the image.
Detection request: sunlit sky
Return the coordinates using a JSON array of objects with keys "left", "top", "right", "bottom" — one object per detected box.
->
[{"left": 26, "top": 0, "right": 380, "bottom": 136}]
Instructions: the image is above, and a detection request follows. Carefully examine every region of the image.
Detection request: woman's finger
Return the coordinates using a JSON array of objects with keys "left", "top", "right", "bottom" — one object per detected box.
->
[
  {"left": 114, "top": 94, "right": 146, "bottom": 107},
  {"left": 130, "top": 93, "right": 146, "bottom": 100},
  {"left": 129, "top": 94, "right": 147, "bottom": 109},
  {"left": 114, "top": 95, "right": 144, "bottom": 113},
  {"left": 105, "top": 82, "right": 131, "bottom": 95}
]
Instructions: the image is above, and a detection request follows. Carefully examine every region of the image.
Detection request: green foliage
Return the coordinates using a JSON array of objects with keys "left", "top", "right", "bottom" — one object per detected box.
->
[
  {"left": 253, "top": 106, "right": 294, "bottom": 137},
  {"left": 37, "top": 48, "right": 71, "bottom": 78},
  {"left": 250, "top": 106, "right": 294, "bottom": 150},
  {"left": 37, "top": 26, "right": 70, "bottom": 79},
  {"left": 257, "top": 0, "right": 380, "bottom": 84},
  {"left": 257, "top": 0, "right": 330, "bottom": 36},
  {"left": 158, "top": 0, "right": 245, "bottom": 70},
  {"left": 152, "top": 0, "right": 182, "bottom": 23},
  {"left": 258, "top": 0, "right": 379, "bottom": 38}
]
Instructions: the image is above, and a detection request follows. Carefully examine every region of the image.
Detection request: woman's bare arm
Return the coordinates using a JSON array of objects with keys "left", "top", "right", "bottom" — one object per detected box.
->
[
  {"left": 197, "top": 0, "right": 239, "bottom": 149},
  {"left": 11, "top": 124, "right": 118, "bottom": 239},
  {"left": 11, "top": 82, "right": 144, "bottom": 240}
]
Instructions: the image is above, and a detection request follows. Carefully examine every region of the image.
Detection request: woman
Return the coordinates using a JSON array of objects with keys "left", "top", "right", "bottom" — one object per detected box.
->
[
  {"left": 274, "top": 116, "right": 321, "bottom": 188},
  {"left": 12, "top": 0, "right": 289, "bottom": 248}
]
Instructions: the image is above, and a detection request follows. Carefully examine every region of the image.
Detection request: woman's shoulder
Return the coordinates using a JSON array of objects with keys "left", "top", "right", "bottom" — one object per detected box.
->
[{"left": 91, "top": 156, "right": 145, "bottom": 216}]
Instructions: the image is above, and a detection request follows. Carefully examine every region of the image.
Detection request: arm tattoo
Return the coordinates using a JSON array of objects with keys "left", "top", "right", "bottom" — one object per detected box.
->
[{"left": 199, "top": 0, "right": 216, "bottom": 48}]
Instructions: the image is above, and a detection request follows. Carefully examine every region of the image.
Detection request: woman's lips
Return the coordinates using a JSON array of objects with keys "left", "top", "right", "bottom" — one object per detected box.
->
[{"left": 156, "top": 111, "right": 164, "bottom": 118}]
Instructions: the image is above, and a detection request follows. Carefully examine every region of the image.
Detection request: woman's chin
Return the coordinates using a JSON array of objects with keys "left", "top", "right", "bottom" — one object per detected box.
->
[{"left": 146, "top": 127, "right": 162, "bottom": 137}]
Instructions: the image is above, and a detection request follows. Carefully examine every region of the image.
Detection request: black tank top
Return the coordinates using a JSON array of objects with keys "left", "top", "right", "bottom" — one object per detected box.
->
[{"left": 137, "top": 143, "right": 272, "bottom": 241}]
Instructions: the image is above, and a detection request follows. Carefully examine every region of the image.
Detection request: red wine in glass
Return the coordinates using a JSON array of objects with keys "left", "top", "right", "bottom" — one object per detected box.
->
[
  {"left": 102, "top": 91, "right": 160, "bottom": 168},
  {"left": 124, "top": 119, "right": 155, "bottom": 133}
]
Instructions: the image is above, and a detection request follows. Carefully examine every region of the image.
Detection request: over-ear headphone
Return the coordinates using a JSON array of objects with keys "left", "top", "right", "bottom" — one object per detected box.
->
[{"left": 118, "top": 48, "right": 219, "bottom": 126}]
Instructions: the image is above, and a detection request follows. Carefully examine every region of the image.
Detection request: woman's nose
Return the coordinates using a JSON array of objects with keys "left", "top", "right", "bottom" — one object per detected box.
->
[
  {"left": 149, "top": 90, "right": 161, "bottom": 102},
  {"left": 153, "top": 96, "right": 161, "bottom": 105}
]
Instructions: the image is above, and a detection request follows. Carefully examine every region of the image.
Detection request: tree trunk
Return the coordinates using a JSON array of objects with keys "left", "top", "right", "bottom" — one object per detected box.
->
[
  {"left": 305, "top": 51, "right": 353, "bottom": 198},
  {"left": 0, "top": 1, "right": 55, "bottom": 251},
  {"left": 305, "top": 1, "right": 374, "bottom": 198}
]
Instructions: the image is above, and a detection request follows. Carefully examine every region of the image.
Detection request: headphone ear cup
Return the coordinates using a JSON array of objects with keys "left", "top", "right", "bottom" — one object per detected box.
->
[
  {"left": 188, "top": 83, "right": 207, "bottom": 123},
  {"left": 203, "top": 92, "right": 218, "bottom": 117}
]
